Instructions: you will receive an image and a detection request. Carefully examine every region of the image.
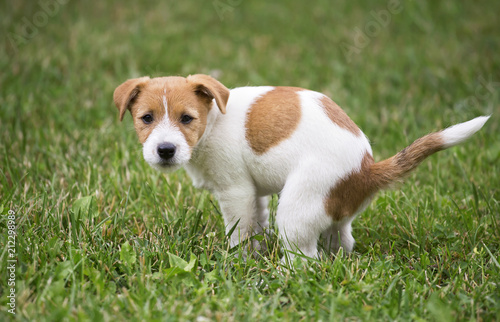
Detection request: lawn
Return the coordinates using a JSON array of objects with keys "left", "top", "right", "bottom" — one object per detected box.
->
[{"left": 1, "top": 0, "right": 499, "bottom": 320}]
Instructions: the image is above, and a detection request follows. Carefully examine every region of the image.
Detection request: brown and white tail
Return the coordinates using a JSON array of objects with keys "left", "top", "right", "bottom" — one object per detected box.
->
[{"left": 369, "top": 116, "right": 490, "bottom": 189}]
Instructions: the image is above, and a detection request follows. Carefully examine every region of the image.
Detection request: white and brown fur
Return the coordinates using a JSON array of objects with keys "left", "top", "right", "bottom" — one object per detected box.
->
[{"left": 114, "top": 74, "right": 489, "bottom": 261}]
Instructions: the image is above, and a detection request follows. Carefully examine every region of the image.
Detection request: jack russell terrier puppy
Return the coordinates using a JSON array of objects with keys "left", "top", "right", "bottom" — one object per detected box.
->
[{"left": 114, "top": 74, "right": 489, "bottom": 260}]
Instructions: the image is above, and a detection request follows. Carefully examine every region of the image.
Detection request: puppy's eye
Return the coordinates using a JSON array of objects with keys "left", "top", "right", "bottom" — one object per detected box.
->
[
  {"left": 180, "top": 114, "right": 194, "bottom": 124},
  {"left": 141, "top": 114, "right": 154, "bottom": 124}
]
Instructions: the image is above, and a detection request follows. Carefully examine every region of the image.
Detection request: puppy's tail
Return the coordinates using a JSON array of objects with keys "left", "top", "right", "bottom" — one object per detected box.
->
[{"left": 369, "top": 116, "right": 490, "bottom": 189}]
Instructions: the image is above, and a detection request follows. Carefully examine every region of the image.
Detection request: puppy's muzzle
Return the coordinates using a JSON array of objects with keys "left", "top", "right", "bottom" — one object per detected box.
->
[{"left": 157, "top": 142, "right": 176, "bottom": 161}]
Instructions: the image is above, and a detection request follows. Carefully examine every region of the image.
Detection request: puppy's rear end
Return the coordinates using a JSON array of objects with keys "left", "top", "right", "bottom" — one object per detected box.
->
[{"left": 323, "top": 116, "right": 490, "bottom": 254}]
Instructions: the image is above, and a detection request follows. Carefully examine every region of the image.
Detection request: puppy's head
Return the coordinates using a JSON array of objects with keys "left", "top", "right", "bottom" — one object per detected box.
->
[{"left": 114, "top": 74, "right": 229, "bottom": 171}]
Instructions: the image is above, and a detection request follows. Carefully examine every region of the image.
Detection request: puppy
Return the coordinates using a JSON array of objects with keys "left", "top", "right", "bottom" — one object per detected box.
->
[{"left": 114, "top": 74, "right": 489, "bottom": 260}]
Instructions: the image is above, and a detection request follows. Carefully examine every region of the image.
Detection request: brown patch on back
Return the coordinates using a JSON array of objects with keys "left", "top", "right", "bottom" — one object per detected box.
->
[
  {"left": 246, "top": 87, "right": 302, "bottom": 155},
  {"left": 325, "top": 152, "right": 376, "bottom": 221},
  {"left": 320, "top": 96, "right": 360, "bottom": 136}
]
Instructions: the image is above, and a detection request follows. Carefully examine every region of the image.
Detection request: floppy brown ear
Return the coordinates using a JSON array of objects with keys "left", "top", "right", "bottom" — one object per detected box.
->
[
  {"left": 113, "top": 77, "right": 150, "bottom": 121},
  {"left": 187, "top": 74, "right": 230, "bottom": 114}
]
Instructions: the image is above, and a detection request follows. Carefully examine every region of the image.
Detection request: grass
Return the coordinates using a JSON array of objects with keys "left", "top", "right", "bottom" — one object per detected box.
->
[{"left": 1, "top": 0, "right": 499, "bottom": 320}]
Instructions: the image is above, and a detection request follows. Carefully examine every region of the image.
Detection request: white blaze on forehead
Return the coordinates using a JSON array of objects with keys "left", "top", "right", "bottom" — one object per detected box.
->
[
  {"left": 163, "top": 92, "right": 168, "bottom": 112},
  {"left": 158, "top": 87, "right": 181, "bottom": 141},
  {"left": 160, "top": 93, "right": 176, "bottom": 131}
]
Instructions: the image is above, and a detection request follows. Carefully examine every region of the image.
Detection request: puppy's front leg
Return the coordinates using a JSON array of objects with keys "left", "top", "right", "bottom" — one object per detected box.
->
[
  {"left": 255, "top": 196, "right": 270, "bottom": 236},
  {"left": 216, "top": 187, "right": 259, "bottom": 252}
]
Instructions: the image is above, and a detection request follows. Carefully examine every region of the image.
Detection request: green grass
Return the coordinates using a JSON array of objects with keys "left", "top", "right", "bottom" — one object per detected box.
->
[{"left": 1, "top": 0, "right": 499, "bottom": 320}]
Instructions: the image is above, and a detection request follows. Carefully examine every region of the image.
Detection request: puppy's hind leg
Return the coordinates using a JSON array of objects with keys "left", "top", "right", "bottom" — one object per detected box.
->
[{"left": 321, "top": 218, "right": 356, "bottom": 256}]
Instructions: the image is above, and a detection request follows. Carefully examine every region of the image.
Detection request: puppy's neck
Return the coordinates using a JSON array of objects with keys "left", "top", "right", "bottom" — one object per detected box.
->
[{"left": 190, "top": 102, "right": 221, "bottom": 160}]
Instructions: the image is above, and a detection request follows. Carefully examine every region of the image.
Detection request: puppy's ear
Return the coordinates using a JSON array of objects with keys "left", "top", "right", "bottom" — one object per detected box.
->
[
  {"left": 187, "top": 74, "right": 230, "bottom": 114},
  {"left": 114, "top": 77, "right": 150, "bottom": 121}
]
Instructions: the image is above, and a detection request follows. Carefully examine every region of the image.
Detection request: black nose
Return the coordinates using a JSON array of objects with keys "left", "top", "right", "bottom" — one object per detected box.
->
[{"left": 157, "top": 143, "right": 176, "bottom": 160}]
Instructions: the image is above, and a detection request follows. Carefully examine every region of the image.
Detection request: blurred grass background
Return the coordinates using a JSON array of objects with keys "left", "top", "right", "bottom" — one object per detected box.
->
[{"left": 1, "top": 0, "right": 499, "bottom": 320}]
